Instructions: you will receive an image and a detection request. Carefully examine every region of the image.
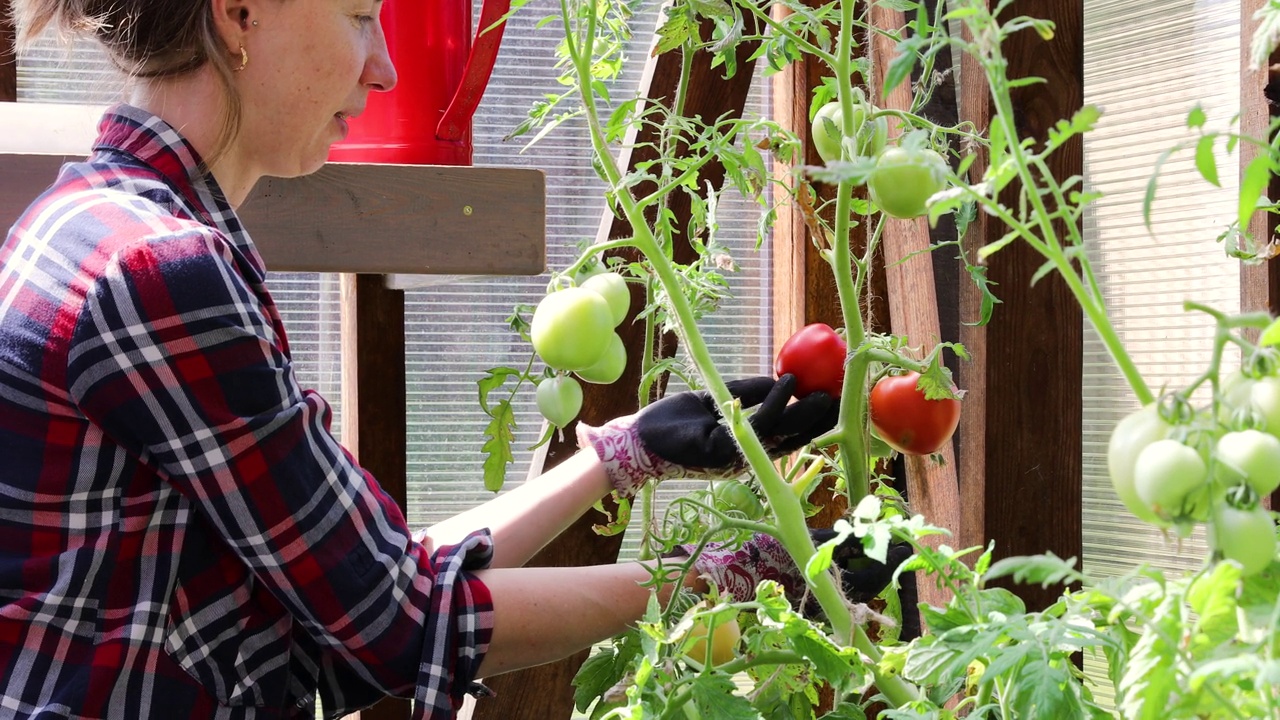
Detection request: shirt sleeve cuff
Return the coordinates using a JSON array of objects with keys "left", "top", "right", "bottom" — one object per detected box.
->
[{"left": 412, "top": 529, "right": 495, "bottom": 720}]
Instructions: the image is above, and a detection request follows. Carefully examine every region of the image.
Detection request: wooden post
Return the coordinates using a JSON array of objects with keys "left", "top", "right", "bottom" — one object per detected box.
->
[
  {"left": 1, "top": 2, "right": 14, "bottom": 103},
  {"left": 469, "top": 13, "right": 764, "bottom": 720},
  {"left": 338, "top": 275, "right": 412, "bottom": 720},
  {"left": 868, "top": 5, "right": 962, "bottom": 617},
  {"left": 956, "top": 0, "right": 1084, "bottom": 611},
  {"left": 1240, "top": 0, "right": 1280, "bottom": 511}
]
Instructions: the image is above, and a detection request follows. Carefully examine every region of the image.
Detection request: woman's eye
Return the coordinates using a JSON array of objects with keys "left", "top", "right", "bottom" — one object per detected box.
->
[{"left": 350, "top": 13, "right": 375, "bottom": 28}]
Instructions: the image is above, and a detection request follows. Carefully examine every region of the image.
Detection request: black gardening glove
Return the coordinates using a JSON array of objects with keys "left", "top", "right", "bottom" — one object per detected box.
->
[
  {"left": 577, "top": 374, "right": 839, "bottom": 497},
  {"left": 674, "top": 530, "right": 914, "bottom": 617}
]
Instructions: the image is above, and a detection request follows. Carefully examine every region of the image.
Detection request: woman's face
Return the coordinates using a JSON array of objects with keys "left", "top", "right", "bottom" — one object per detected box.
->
[{"left": 234, "top": 0, "right": 396, "bottom": 178}]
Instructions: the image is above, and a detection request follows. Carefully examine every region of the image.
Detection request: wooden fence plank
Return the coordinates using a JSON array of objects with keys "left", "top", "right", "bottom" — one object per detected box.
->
[{"left": 956, "top": 0, "right": 1083, "bottom": 611}]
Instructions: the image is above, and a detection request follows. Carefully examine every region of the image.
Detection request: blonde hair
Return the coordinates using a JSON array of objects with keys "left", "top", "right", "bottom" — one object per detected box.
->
[{"left": 13, "top": 0, "right": 244, "bottom": 166}]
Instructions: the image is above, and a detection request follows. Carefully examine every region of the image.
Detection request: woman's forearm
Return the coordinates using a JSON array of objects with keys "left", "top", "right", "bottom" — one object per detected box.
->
[
  {"left": 474, "top": 561, "right": 701, "bottom": 677},
  {"left": 423, "top": 449, "right": 612, "bottom": 568}
]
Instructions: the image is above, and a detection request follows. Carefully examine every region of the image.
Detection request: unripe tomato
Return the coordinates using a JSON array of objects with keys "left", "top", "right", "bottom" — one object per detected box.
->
[
  {"left": 575, "top": 332, "right": 627, "bottom": 385},
  {"left": 810, "top": 100, "right": 888, "bottom": 163},
  {"left": 1251, "top": 376, "right": 1280, "bottom": 437},
  {"left": 867, "top": 146, "right": 948, "bottom": 219},
  {"left": 810, "top": 101, "right": 844, "bottom": 164},
  {"left": 683, "top": 615, "right": 741, "bottom": 666},
  {"left": 1215, "top": 429, "right": 1280, "bottom": 496},
  {"left": 868, "top": 372, "right": 961, "bottom": 456},
  {"left": 530, "top": 288, "right": 614, "bottom": 371},
  {"left": 1133, "top": 439, "right": 1208, "bottom": 520},
  {"left": 712, "top": 481, "right": 765, "bottom": 520},
  {"left": 580, "top": 271, "right": 630, "bottom": 327},
  {"left": 1212, "top": 504, "right": 1277, "bottom": 576},
  {"left": 536, "top": 375, "right": 583, "bottom": 427},
  {"left": 1106, "top": 405, "right": 1172, "bottom": 526},
  {"left": 774, "top": 323, "right": 847, "bottom": 398}
]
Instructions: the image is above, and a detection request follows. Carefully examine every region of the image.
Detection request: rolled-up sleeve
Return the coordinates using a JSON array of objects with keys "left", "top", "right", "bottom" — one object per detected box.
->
[{"left": 65, "top": 226, "right": 493, "bottom": 717}]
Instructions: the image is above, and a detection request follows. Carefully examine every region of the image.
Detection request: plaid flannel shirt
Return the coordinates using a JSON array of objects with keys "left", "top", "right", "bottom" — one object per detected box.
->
[{"left": 0, "top": 104, "right": 494, "bottom": 719}]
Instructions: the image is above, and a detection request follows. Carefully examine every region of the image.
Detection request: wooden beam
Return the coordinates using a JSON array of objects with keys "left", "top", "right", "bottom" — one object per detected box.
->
[
  {"left": 957, "top": 0, "right": 1083, "bottom": 611},
  {"left": 339, "top": 274, "right": 411, "bottom": 720},
  {"left": 469, "top": 13, "right": 764, "bottom": 720},
  {"left": 869, "top": 5, "right": 961, "bottom": 617},
  {"left": 0, "top": 154, "right": 545, "bottom": 276}
]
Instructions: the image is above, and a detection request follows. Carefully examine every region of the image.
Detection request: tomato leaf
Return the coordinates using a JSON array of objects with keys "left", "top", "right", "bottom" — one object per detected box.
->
[
  {"left": 591, "top": 495, "right": 631, "bottom": 536},
  {"left": 882, "top": 37, "right": 922, "bottom": 96},
  {"left": 572, "top": 650, "right": 620, "bottom": 713},
  {"left": 481, "top": 398, "right": 516, "bottom": 492},
  {"left": 1238, "top": 153, "right": 1272, "bottom": 236},
  {"left": 689, "top": 675, "right": 758, "bottom": 719},
  {"left": 1194, "top": 134, "right": 1220, "bottom": 187},
  {"left": 983, "top": 552, "right": 1086, "bottom": 588},
  {"left": 1142, "top": 144, "right": 1180, "bottom": 235},
  {"left": 1186, "top": 104, "right": 1207, "bottom": 129}
]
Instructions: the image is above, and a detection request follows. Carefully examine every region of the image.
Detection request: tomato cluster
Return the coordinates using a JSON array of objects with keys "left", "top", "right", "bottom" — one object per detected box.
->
[
  {"left": 532, "top": 270, "right": 632, "bottom": 427},
  {"left": 1108, "top": 369, "right": 1280, "bottom": 576},
  {"left": 809, "top": 89, "right": 949, "bottom": 221}
]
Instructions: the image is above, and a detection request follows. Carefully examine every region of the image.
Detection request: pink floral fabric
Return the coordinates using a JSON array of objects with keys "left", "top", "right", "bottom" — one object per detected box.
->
[
  {"left": 686, "top": 533, "right": 815, "bottom": 613},
  {"left": 576, "top": 415, "right": 681, "bottom": 497}
]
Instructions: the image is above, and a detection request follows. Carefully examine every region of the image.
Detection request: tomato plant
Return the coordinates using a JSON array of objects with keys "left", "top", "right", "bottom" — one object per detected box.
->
[
  {"left": 866, "top": 145, "right": 948, "bottom": 219},
  {"left": 774, "top": 323, "right": 847, "bottom": 398},
  {"left": 490, "top": 1, "right": 1280, "bottom": 717},
  {"left": 530, "top": 287, "right": 614, "bottom": 371},
  {"left": 536, "top": 374, "right": 583, "bottom": 427},
  {"left": 868, "top": 372, "right": 961, "bottom": 455}
]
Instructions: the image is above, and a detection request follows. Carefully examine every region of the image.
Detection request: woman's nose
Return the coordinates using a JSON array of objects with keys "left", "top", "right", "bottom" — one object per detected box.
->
[{"left": 364, "top": 28, "right": 398, "bottom": 92}]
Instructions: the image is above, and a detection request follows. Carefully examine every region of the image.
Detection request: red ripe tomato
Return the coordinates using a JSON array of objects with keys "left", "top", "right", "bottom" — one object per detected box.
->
[
  {"left": 774, "top": 323, "right": 848, "bottom": 398},
  {"left": 869, "top": 372, "right": 961, "bottom": 455}
]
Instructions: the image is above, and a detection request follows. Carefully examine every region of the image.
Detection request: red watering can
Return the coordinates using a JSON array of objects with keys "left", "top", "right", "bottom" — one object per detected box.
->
[{"left": 328, "top": 0, "right": 512, "bottom": 166}]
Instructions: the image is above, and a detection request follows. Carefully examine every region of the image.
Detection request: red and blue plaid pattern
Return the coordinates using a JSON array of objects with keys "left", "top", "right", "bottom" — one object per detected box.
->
[{"left": 0, "top": 105, "right": 494, "bottom": 719}]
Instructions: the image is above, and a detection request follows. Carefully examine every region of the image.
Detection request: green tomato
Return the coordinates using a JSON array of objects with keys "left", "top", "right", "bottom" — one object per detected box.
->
[
  {"left": 1107, "top": 406, "right": 1172, "bottom": 526},
  {"left": 867, "top": 146, "right": 948, "bottom": 219},
  {"left": 1133, "top": 439, "right": 1208, "bottom": 521},
  {"left": 574, "top": 332, "right": 626, "bottom": 385},
  {"left": 1251, "top": 376, "right": 1280, "bottom": 438},
  {"left": 1215, "top": 429, "right": 1280, "bottom": 496},
  {"left": 811, "top": 101, "right": 844, "bottom": 163},
  {"left": 530, "top": 287, "right": 614, "bottom": 371},
  {"left": 1212, "top": 504, "right": 1277, "bottom": 576},
  {"left": 580, "top": 271, "right": 630, "bottom": 327},
  {"left": 712, "top": 481, "right": 765, "bottom": 521},
  {"left": 536, "top": 375, "right": 583, "bottom": 428},
  {"left": 810, "top": 100, "right": 887, "bottom": 163}
]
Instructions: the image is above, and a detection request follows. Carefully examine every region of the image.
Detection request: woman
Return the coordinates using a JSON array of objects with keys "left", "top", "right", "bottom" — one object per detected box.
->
[{"left": 0, "top": 0, "right": 901, "bottom": 717}]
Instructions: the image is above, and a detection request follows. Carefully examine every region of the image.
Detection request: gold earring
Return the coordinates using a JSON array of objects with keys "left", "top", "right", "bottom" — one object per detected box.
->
[{"left": 233, "top": 44, "right": 248, "bottom": 72}]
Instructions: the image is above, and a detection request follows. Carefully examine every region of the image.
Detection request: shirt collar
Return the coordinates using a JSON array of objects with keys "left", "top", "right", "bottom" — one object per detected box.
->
[{"left": 92, "top": 104, "right": 266, "bottom": 282}]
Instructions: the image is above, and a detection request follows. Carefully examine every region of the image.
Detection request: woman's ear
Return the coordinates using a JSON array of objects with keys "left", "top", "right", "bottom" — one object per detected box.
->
[{"left": 209, "top": 0, "right": 257, "bottom": 51}]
